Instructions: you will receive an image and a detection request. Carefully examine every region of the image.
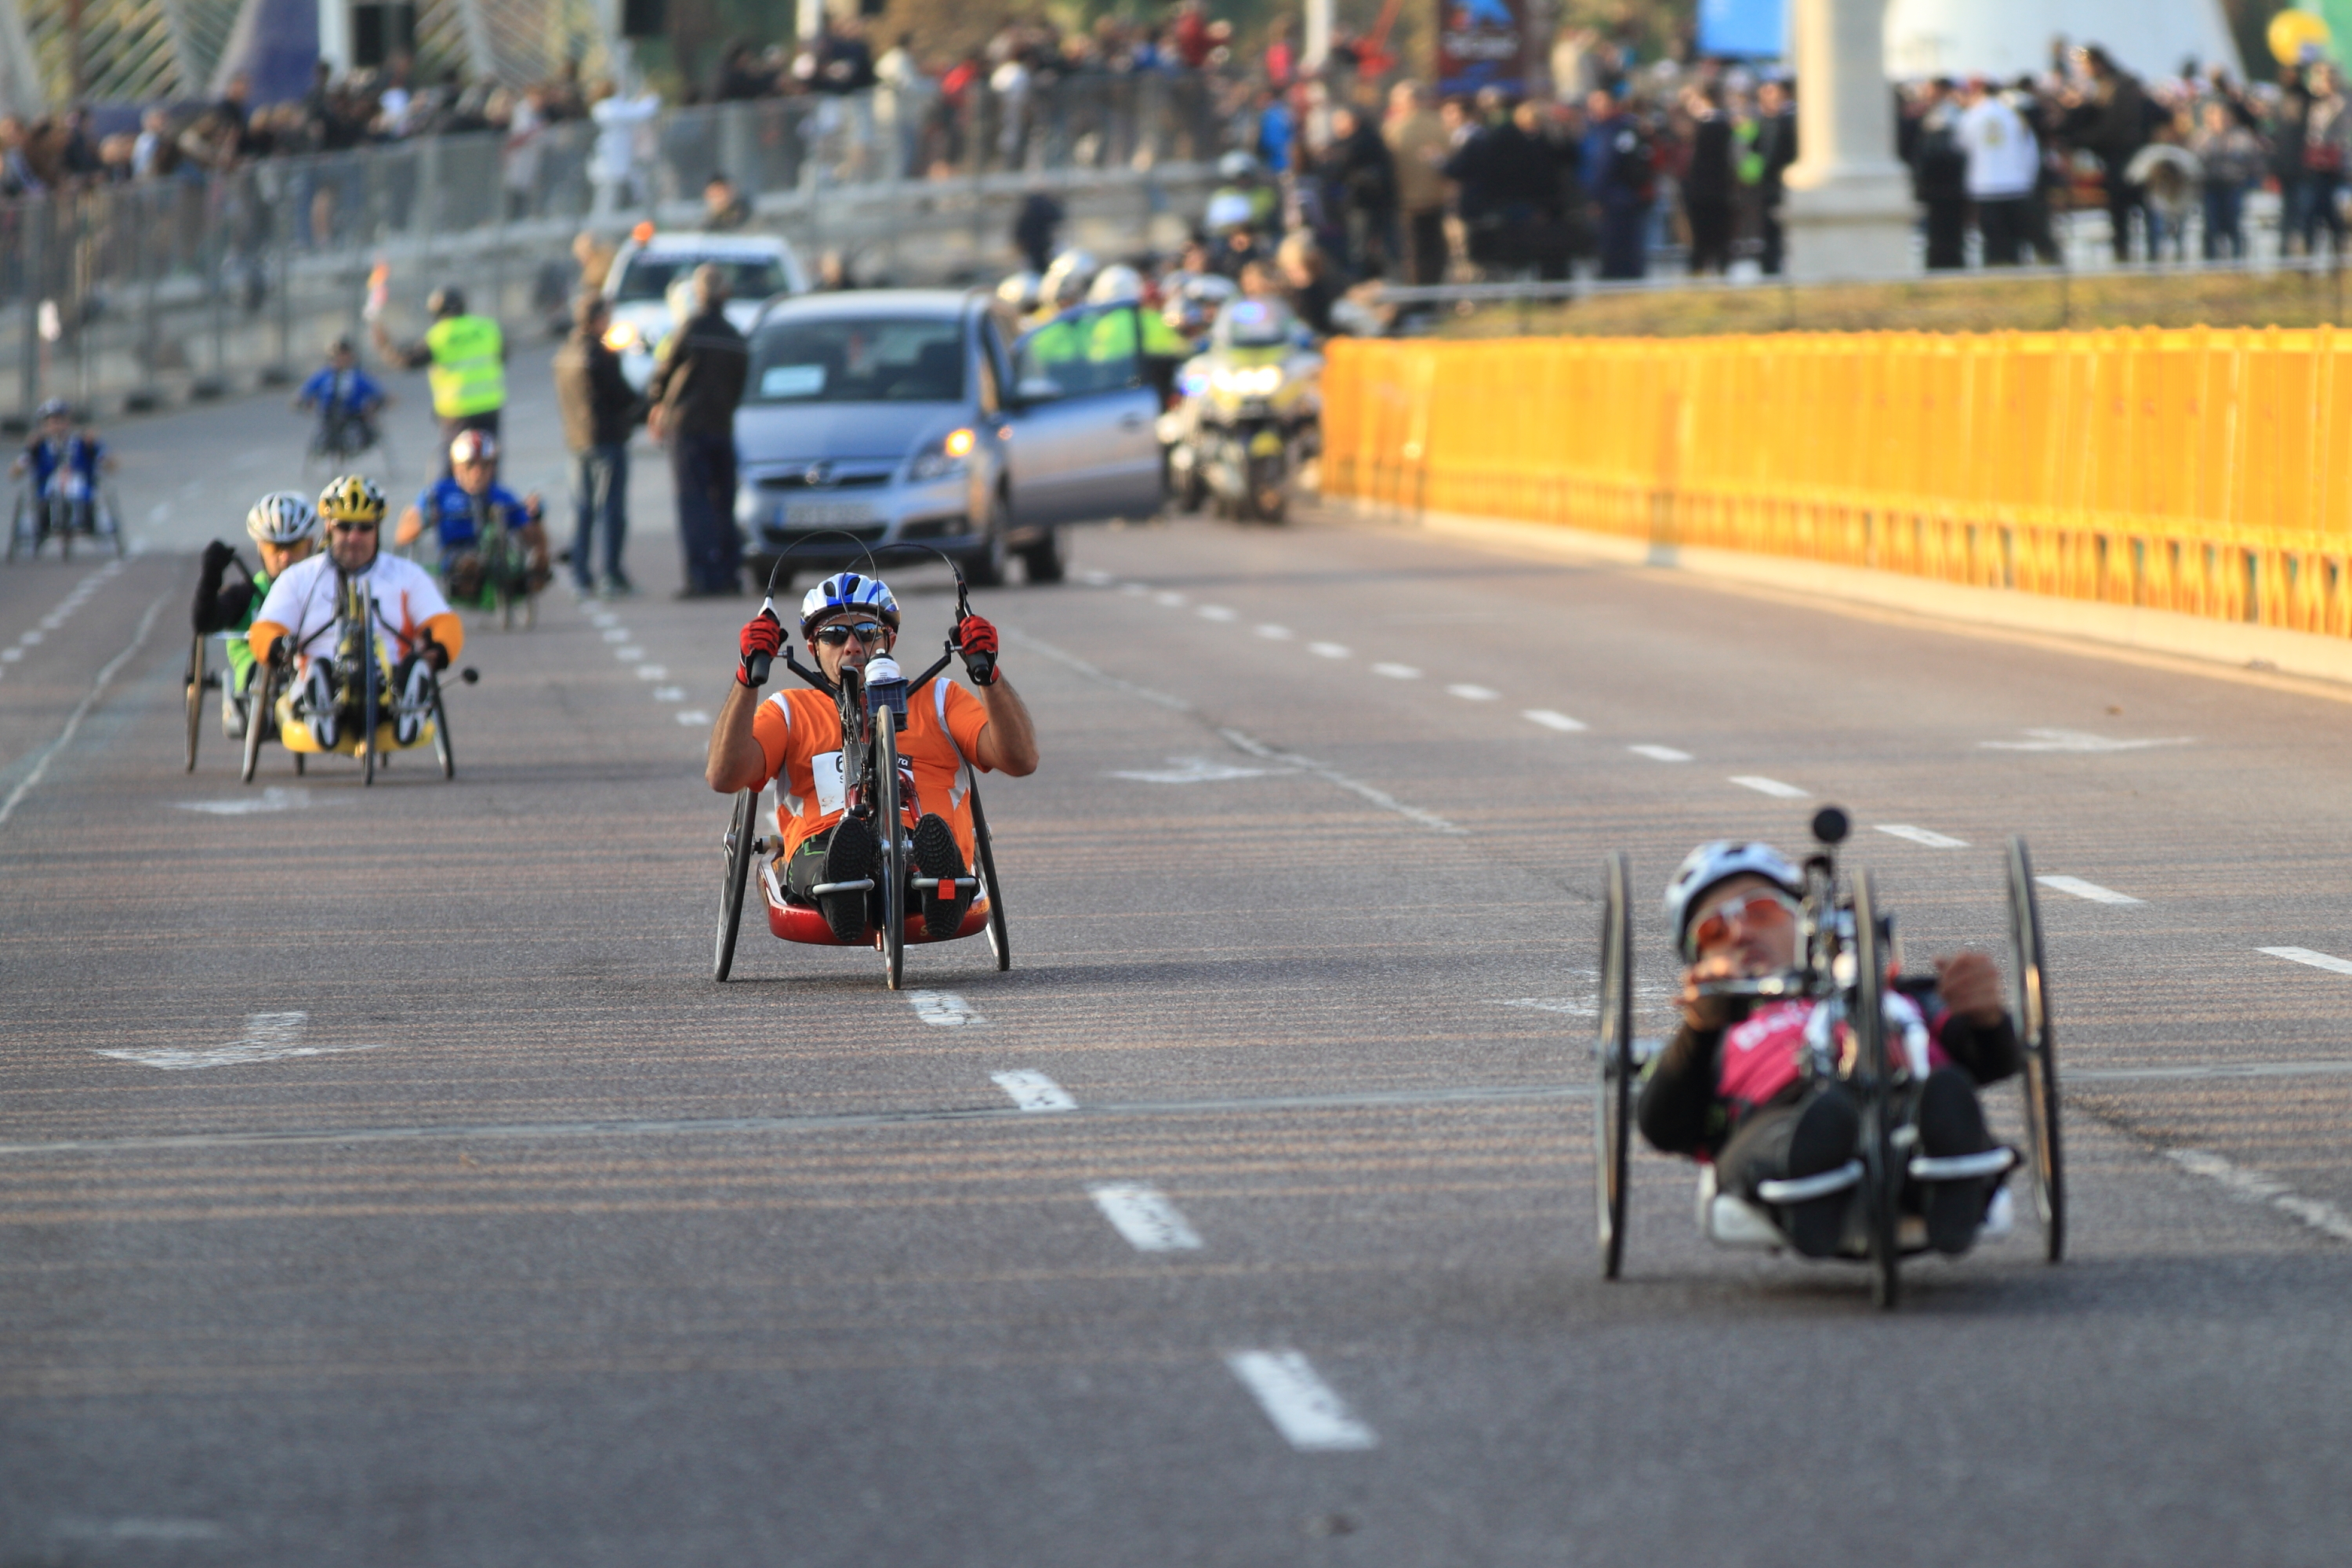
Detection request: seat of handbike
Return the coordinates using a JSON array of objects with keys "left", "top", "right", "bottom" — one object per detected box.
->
[
  {"left": 760, "top": 859, "right": 992, "bottom": 946},
  {"left": 1695, "top": 1160, "right": 2017, "bottom": 1257},
  {"left": 276, "top": 716, "right": 437, "bottom": 757}
]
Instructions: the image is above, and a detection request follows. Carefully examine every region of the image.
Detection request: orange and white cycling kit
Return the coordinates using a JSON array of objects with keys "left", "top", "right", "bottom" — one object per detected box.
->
[
  {"left": 753, "top": 677, "right": 993, "bottom": 863},
  {"left": 247, "top": 551, "right": 466, "bottom": 669}
]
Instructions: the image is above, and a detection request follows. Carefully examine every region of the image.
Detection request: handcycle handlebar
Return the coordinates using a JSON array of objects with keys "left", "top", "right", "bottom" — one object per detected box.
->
[{"left": 1692, "top": 973, "right": 1815, "bottom": 1001}]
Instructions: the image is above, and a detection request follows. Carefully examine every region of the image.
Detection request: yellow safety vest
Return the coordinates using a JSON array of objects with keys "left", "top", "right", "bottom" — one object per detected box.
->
[{"left": 424, "top": 314, "right": 506, "bottom": 419}]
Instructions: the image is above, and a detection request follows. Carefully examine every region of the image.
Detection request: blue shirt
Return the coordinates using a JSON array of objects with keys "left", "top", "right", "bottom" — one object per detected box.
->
[
  {"left": 22, "top": 433, "right": 102, "bottom": 488},
  {"left": 415, "top": 477, "right": 531, "bottom": 551},
  {"left": 299, "top": 366, "right": 385, "bottom": 416}
]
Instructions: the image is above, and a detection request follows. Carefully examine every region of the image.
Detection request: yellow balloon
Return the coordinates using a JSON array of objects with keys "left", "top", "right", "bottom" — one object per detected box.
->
[{"left": 2270, "top": 8, "right": 2332, "bottom": 67}]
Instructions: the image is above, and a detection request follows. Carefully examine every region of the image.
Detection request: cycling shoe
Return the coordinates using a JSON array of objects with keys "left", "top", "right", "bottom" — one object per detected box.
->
[
  {"left": 1780, "top": 1086, "right": 1860, "bottom": 1259},
  {"left": 910, "top": 813, "right": 971, "bottom": 941},
  {"left": 818, "top": 817, "right": 879, "bottom": 944},
  {"left": 1917, "top": 1067, "right": 1994, "bottom": 1256}
]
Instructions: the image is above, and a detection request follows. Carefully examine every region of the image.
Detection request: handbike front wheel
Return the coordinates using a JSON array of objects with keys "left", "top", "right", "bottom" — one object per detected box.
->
[
  {"left": 1595, "top": 851, "right": 1634, "bottom": 1280},
  {"left": 970, "top": 777, "right": 1011, "bottom": 972},
  {"left": 241, "top": 660, "right": 275, "bottom": 784},
  {"left": 184, "top": 634, "right": 207, "bottom": 771},
  {"left": 1853, "top": 869, "right": 1900, "bottom": 1311},
  {"left": 431, "top": 676, "right": 455, "bottom": 780},
  {"left": 876, "top": 720, "right": 906, "bottom": 991},
  {"left": 2007, "top": 837, "right": 2066, "bottom": 1263},
  {"left": 714, "top": 787, "right": 757, "bottom": 982}
]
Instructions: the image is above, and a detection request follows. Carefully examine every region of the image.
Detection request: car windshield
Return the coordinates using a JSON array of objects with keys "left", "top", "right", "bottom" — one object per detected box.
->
[
  {"left": 615, "top": 256, "right": 789, "bottom": 303},
  {"left": 747, "top": 317, "right": 966, "bottom": 404}
]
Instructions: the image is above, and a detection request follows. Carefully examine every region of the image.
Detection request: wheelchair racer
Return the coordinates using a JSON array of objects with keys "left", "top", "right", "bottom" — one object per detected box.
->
[
  {"left": 11, "top": 398, "right": 112, "bottom": 528},
  {"left": 293, "top": 336, "right": 387, "bottom": 455},
  {"left": 704, "top": 572, "right": 1039, "bottom": 943},
  {"left": 190, "top": 492, "right": 320, "bottom": 739},
  {"left": 248, "top": 476, "right": 465, "bottom": 755},
  {"left": 1636, "top": 841, "right": 2020, "bottom": 1259},
  {"left": 394, "top": 430, "right": 549, "bottom": 605}
]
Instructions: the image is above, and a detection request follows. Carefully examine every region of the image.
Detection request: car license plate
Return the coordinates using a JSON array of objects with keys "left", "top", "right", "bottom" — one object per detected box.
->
[{"left": 786, "top": 499, "right": 879, "bottom": 528}]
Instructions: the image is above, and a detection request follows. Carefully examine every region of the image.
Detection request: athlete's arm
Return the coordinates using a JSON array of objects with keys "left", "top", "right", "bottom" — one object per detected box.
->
[
  {"left": 708, "top": 612, "right": 785, "bottom": 793},
  {"left": 971, "top": 673, "right": 1038, "bottom": 777},
  {"left": 249, "top": 619, "right": 289, "bottom": 664},
  {"left": 394, "top": 503, "right": 426, "bottom": 549}
]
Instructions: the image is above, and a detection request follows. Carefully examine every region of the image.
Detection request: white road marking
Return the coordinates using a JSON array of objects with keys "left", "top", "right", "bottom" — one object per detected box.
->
[
  {"left": 2167, "top": 1149, "right": 2352, "bottom": 1243},
  {"left": 0, "top": 594, "right": 167, "bottom": 830},
  {"left": 653, "top": 686, "right": 686, "bottom": 701},
  {"left": 2258, "top": 946, "right": 2352, "bottom": 977},
  {"left": 1, "top": 648, "right": 20, "bottom": 662},
  {"left": 2036, "top": 875, "right": 2142, "bottom": 905},
  {"left": 1980, "top": 728, "right": 2193, "bottom": 753},
  {"left": 634, "top": 665, "right": 669, "bottom": 679},
  {"left": 1447, "top": 684, "right": 1499, "bottom": 700},
  {"left": 19, "top": 630, "right": 43, "bottom": 645},
  {"left": 1007, "top": 632, "right": 1191, "bottom": 712},
  {"left": 175, "top": 786, "right": 313, "bottom": 815},
  {"left": 1088, "top": 1182, "right": 1203, "bottom": 1252},
  {"left": 1523, "top": 709, "right": 1586, "bottom": 731},
  {"left": 1221, "top": 728, "right": 1464, "bottom": 835},
  {"left": 1629, "top": 744, "right": 1692, "bottom": 762},
  {"left": 675, "top": 710, "right": 712, "bottom": 725},
  {"left": 1155, "top": 591, "right": 1186, "bottom": 607},
  {"left": 53, "top": 1519, "right": 227, "bottom": 1543},
  {"left": 1255, "top": 623, "right": 1293, "bottom": 639},
  {"left": 1307, "top": 641, "right": 1351, "bottom": 659},
  {"left": 1370, "top": 662, "right": 1421, "bottom": 679},
  {"left": 907, "top": 990, "right": 984, "bottom": 1027},
  {"left": 1876, "top": 824, "right": 1970, "bottom": 848},
  {"left": 1730, "top": 775, "right": 1809, "bottom": 799},
  {"left": 1121, "top": 583, "right": 1149, "bottom": 596},
  {"left": 616, "top": 647, "right": 644, "bottom": 662},
  {"left": 1196, "top": 604, "right": 1237, "bottom": 621},
  {"left": 1111, "top": 756, "right": 1287, "bottom": 784},
  {"left": 992, "top": 1070, "right": 1076, "bottom": 1112},
  {"left": 1078, "top": 569, "right": 1114, "bottom": 586},
  {"left": 94, "top": 1012, "right": 383, "bottom": 1072},
  {"left": 1225, "top": 1352, "right": 1378, "bottom": 1452},
  {"left": 601, "top": 628, "right": 630, "bottom": 642}
]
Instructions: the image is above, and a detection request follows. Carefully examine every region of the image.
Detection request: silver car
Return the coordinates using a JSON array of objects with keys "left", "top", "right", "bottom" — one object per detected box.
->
[{"left": 734, "top": 289, "right": 1166, "bottom": 590}]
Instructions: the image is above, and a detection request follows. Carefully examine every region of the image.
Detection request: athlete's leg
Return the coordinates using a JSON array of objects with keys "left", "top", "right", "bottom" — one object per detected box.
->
[
  {"left": 298, "top": 658, "right": 341, "bottom": 751},
  {"left": 390, "top": 655, "right": 431, "bottom": 745},
  {"left": 910, "top": 812, "right": 972, "bottom": 939},
  {"left": 1717, "top": 1084, "right": 1860, "bottom": 1259}
]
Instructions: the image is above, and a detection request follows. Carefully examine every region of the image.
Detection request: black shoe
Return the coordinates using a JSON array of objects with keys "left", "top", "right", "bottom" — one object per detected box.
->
[
  {"left": 1780, "top": 1086, "right": 1860, "bottom": 1259},
  {"left": 1917, "top": 1068, "right": 1993, "bottom": 1256},
  {"left": 910, "top": 813, "right": 971, "bottom": 940},
  {"left": 818, "top": 817, "right": 879, "bottom": 943}
]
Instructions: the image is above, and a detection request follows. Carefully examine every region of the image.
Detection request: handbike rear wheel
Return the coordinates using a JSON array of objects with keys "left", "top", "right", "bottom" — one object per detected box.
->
[
  {"left": 2007, "top": 837, "right": 2066, "bottom": 1262},
  {"left": 876, "top": 720, "right": 906, "bottom": 991},
  {"left": 431, "top": 676, "right": 455, "bottom": 780},
  {"left": 1595, "top": 851, "right": 1634, "bottom": 1280},
  {"left": 184, "top": 634, "right": 207, "bottom": 771},
  {"left": 1853, "top": 869, "right": 1900, "bottom": 1311},
  {"left": 714, "top": 787, "right": 757, "bottom": 982},
  {"left": 970, "top": 777, "right": 1011, "bottom": 972},
  {"left": 241, "top": 659, "right": 275, "bottom": 784}
]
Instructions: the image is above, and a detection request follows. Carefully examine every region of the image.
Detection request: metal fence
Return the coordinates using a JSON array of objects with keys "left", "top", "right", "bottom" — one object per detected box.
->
[{"left": 0, "top": 74, "right": 1228, "bottom": 426}]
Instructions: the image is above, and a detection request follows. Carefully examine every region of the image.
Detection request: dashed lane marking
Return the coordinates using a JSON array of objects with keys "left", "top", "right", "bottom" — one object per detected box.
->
[
  {"left": 1307, "top": 641, "right": 1351, "bottom": 659},
  {"left": 992, "top": 1071, "right": 1076, "bottom": 1112},
  {"left": 2167, "top": 1148, "right": 2352, "bottom": 1243},
  {"left": 601, "top": 628, "right": 631, "bottom": 642},
  {"left": 1980, "top": 728, "right": 2193, "bottom": 753},
  {"left": 0, "top": 593, "right": 167, "bottom": 830},
  {"left": 2258, "top": 946, "right": 2352, "bottom": 977},
  {"left": 616, "top": 647, "right": 645, "bottom": 662},
  {"left": 1110, "top": 756, "right": 1287, "bottom": 784},
  {"left": 1196, "top": 604, "right": 1237, "bottom": 621},
  {"left": 1154, "top": 591, "right": 1186, "bottom": 607},
  {"left": 1078, "top": 569, "right": 1114, "bottom": 586},
  {"left": 1221, "top": 728, "right": 1465, "bottom": 835},
  {"left": 2036, "top": 875, "right": 2142, "bottom": 906},
  {"left": 1447, "top": 684, "right": 1499, "bottom": 701},
  {"left": 174, "top": 786, "right": 314, "bottom": 815},
  {"left": 1629, "top": 744, "right": 1692, "bottom": 762},
  {"left": 1370, "top": 662, "right": 1421, "bottom": 680},
  {"left": 1730, "top": 775, "right": 1809, "bottom": 799},
  {"left": 1088, "top": 1183, "right": 1203, "bottom": 1252},
  {"left": 1255, "top": 623, "right": 1293, "bottom": 640},
  {"left": 653, "top": 686, "right": 686, "bottom": 701},
  {"left": 635, "top": 665, "right": 669, "bottom": 680},
  {"left": 1523, "top": 709, "right": 1587, "bottom": 732},
  {"left": 675, "top": 710, "right": 712, "bottom": 726},
  {"left": 92, "top": 1012, "right": 385, "bottom": 1072},
  {"left": 1225, "top": 1352, "right": 1378, "bottom": 1452},
  {"left": 907, "top": 990, "right": 985, "bottom": 1027},
  {"left": 1876, "top": 824, "right": 1969, "bottom": 848}
]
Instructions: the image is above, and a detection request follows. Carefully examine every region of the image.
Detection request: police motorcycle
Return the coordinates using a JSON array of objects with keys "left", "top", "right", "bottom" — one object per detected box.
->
[
  {"left": 1161, "top": 297, "right": 1322, "bottom": 523},
  {"left": 1592, "top": 808, "right": 2064, "bottom": 1310}
]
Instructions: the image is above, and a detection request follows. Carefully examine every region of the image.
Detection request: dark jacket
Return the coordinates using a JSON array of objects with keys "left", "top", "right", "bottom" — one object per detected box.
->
[
  {"left": 552, "top": 327, "right": 639, "bottom": 449},
  {"left": 646, "top": 307, "right": 749, "bottom": 441},
  {"left": 1682, "top": 114, "right": 1736, "bottom": 206}
]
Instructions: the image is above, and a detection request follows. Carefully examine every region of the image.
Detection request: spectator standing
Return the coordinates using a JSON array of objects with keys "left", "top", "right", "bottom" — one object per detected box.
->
[
  {"left": 1749, "top": 78, "right": 1797, "bottom": 274},
  {"left": 2191, "top": 97, "right": 2263, "bottom": 260},
  {"left": 1956, "top": 78, "right": 2037, "bottom": 266},
  {"left": 1012, "top": 187, "right": 1065, "bottom": 275},
  {"left": 1909, "top": 80, "right": 1969, "bottom": 270},
  {"left": 2296, "top": 64, "right": 2350, "bottom": 258},
  {"left": 1318, "top": 105, "right": 1397, "bottom": 279},
  {"left": 1681, "top": 84, "right": 1735, "bottom": 274},
  {"left": 1582, "top": 91, "right": 1653, "bottom": 280},
  {"left": 553, "top": 293, "right": 639, "bottom": 598},
  {"left": 372, "top": 286, "right": 506, "bottom": 476},
  {"left": 702, "top": 172, "right": 750, "bottom": 230},
  {"left": 646, "top": 265, "right": 750, "bottom": 599},
  {"left": 2063, "top": 47, "right": 2151, "bottom": 263},
  {"left": 1385, "top": 82, "right": 1451, "bottom": 285}
]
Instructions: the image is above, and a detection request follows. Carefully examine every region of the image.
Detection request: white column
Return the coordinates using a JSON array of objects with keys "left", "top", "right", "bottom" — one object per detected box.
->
[
  {"left": 1303, "top": 0, "right": 1332, "bottom": 73},
  {"left": 1781, "top": 0, "right": 1914, "bottom": 279},
  {"left": 317, "top": 0, "right": 351, "bottom": 75}
]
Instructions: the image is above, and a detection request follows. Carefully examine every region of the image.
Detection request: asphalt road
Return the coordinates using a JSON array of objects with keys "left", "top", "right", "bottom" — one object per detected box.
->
[{"left": 4, "top": 374, "right": 2351, "bottom": 1566}]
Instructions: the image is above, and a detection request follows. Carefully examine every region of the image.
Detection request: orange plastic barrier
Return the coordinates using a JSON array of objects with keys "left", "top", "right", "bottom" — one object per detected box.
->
[{"left": 1320, "top": 328, "right": 2352, "bottom": 636}]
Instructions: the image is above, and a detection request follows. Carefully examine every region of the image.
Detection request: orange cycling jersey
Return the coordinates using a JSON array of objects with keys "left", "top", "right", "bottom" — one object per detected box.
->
[{"left": 753, "top": 678, "right": 993, "bottom": 863}]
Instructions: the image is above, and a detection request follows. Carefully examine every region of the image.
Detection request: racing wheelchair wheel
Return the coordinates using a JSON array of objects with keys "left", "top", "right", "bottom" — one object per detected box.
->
[
  {"left": 713, "top": 786, "right": 757, "bottom": 982},
  {"left": 241, "top": 659, "right": 276, "bottom": 784},
  {"left": 1853, "top": 869, "right": 1901, "bottom": 1311},
  {"left": 875, "top": 715, "right": 906, "bottom": 992},
  {"left": 969, "top": 775, "right": 1011, "bottom": 972},
  {"left": 6, "top": 490, "right": 31, "bottom": 561},
  {"left": 184, "top": 634, "right": 208, "bottom": 771},
  {"left": 2006, "top": 837, "right": 2066, "bottom": 1263},
  {"left": 1595, "top": 851, "right": 1634, "bottom": 1280},
  {"left": 360, "top": 619, "right": 380, "bottom": 787}
]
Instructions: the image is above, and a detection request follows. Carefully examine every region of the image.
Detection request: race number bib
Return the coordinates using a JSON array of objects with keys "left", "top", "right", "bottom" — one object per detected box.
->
[{"left": 813, "top": 750, "right": 847, "bottom": 816}]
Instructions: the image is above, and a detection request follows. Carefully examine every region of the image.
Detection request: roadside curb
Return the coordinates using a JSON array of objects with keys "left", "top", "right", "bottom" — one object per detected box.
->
[{"left": 1314, "top": 495, "right": 2352, "bottom": 704}]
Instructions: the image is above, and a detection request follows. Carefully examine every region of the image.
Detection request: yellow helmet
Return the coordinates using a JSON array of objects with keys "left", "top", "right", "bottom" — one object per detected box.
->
[{"left": 317, "top": 474, "right": 387, "bottom": 525}]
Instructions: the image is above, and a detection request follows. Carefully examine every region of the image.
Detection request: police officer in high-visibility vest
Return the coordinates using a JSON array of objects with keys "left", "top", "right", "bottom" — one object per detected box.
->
[{"left": 372, "top": 286, "right": 506, "bottom": 477}]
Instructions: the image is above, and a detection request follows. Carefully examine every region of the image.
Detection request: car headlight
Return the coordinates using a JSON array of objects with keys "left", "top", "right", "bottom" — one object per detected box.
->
[
  {"left": 909, "top": 427, "right": 976, "bottom": 482},
  {"left": 602, "top": 320, "right": 640, "bottom": 353}
]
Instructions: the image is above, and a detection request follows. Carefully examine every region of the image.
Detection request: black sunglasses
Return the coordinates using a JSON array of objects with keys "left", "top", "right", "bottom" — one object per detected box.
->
[
  {"left": 331, "top": 521, "right": 378, "bottom": 534},
  {"left": 812, "top": 620, "right": 889, "bottom": 646}
]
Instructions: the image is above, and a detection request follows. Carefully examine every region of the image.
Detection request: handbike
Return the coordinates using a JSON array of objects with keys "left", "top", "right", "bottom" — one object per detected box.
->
[
  {"left": 713, "top": 550, "right": 1011, "bottom": 990},
  {"left": 243, "top": 572, "right": 472, "bottom": 786},
  {"left": 1592, "top": 807, "right": 2064, "bottom": 1309},
  {"left": 187, "top": 553, "right": 284, "bottom": 774}
]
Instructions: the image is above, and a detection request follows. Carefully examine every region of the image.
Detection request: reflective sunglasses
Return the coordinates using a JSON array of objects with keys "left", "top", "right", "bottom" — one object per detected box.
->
[
  {"left": 1691, "top": 888, "right": 1799, "bottom": 952},
  {"left": 812, "top": 620, "right": 888, "bottom": 646}
]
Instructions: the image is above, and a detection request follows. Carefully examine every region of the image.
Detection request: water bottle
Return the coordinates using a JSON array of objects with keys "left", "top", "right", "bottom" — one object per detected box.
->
[{"left": 866, "top": 654, "right": 909, "bottom": 732}]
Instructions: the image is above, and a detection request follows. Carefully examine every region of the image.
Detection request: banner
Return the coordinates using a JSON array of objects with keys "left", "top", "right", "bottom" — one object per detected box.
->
[
  {"left": 1697, "top": 0, "right": 1788, "bottom": 59},
  {"left": 1438, "top": 0, "right": 1532, "bottom": 98}
]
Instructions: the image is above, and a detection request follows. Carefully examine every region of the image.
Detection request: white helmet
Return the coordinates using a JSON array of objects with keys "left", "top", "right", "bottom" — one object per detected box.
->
[
  {"left": 1664, "top": 840, "right": 1802, "bottom": 960},
  {"left": 1205, "top": 191, "right": 1255, "bottom": 234},
  {"left": 996, "top": 270, "right": 1043, "bottom": 312},
  {"left": 245, "top": 490, "right": 320, "bottom": 547},
  {"left": 1040, "top": 248, "right": 1098, "bottom": 308},
  {"left": 1087, "top": 263, "right": 1145, "bottom": 305},
  {"left": 798, "top": 570, "right": 901, "bottom": 638}
]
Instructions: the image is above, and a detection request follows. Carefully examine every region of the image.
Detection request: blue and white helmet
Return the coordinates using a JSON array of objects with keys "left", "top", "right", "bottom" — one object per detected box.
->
[
  {"left": 799, "top": 572, "right": 900, "bottom": 637},
  {"left": 1665, "top": 840, "right": 1802, "bottom": 960}
]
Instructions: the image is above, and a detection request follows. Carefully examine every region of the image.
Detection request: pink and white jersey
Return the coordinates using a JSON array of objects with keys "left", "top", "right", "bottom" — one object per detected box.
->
[{"left": 1715, "top": 993, "right": 1951, "bottom": 1119}]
